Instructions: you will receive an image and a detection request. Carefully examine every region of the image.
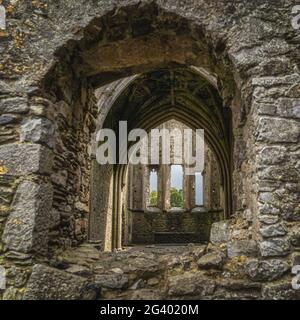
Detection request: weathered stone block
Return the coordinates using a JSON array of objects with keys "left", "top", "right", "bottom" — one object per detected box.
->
[
  {"left": 258, "top": 192, "right": 275, "bottom": 204},
  {"left": 252, "top": 74, "right": 299, "bottom": 87},
  {"left": 167, "top": 272, "right": 216, "bottom": 297},
  {"left": 260, "top": 222, "right": 287, "bottom": 238},
  {"left": 2, "top": 180, "right": 53, "bottom": 254},
  {"left": 258, "top": 203, "right": 280, "bottom": 215},
  {"left": 276, "top": 98, "right": 300, "bottom": 119},
  {"left": 259, "top": 238, "right": 290, "bottom": 257},
  {"left": 210, "top": 220, "right": 230, "bottom": 244},
  {"left": 0, "top": 143, "right": 53, "bottom": 175},
  {"left": 257, "top": 103, "right": 276, "bottom": 115},
  {"left": 218, "top": 278, "right": 262, "bottom": 292},
  {"left": 257, "top": 117, "right": 299, "bottom": 143},
  {"left": 230, "top": 41, "right": 290, "bottom": 73},
  {"left": 65, "top": 265, "right": 93, "bottom": 277},
  {"left": 227, "top": 240, "right": 258, "bottom": 258},
  {"left": 197, "top": 251, "right": 225, "bottom": 269},
  {"left": 20, "top": 118, "right": 55, "bottom": 148},
  {"left": 259, "top": 146, "right": 286, "bottom": 165},
  {"left": 259, "top": 215, "right": 279, "bottom": 225},
  {"left": 123, "top": 255, "right": 163, "bottom": 276},
  {"left": 24, "top": 264, "right": 98, "bottom": 300},
  {"left": 258, "top": 166, "right": 299, "bottom": 182},
  {"left": 0, "top": 114, "right": 20, "bottom": 125},
  {"left": 245, "top": 258, "right": 290, "bottom": 281},
  {"left": 95, "top": 273, "right": 129, "bottom": 289},
  {"left": 0, "top": 97, "right": 28, "bottom": 114}
]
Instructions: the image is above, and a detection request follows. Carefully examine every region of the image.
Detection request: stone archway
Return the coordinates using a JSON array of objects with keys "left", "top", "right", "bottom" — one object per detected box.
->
[
  {"left": 89, "top": 67, "right": 233, "bottom": 250},
  {"left": 0, "top": 0, "right": 299, "bottom": 300}
]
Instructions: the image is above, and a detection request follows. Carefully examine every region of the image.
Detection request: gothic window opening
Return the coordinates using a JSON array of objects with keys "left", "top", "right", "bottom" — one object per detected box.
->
[
  {"left": 170, "top": 164, "right": 184, "bottom": 208},
  {"left": 149, "top": 167, "right": 158, "bottom": 207},
  {"left": 195, "top": 172, "right": 204, "bottom": 206}
]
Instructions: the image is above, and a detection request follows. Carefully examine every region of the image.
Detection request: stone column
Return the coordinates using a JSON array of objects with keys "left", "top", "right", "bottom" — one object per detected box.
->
[
  {"left": 0, "top": 95, "right": 54, "bottom": 299},
  {"left": 162, "top": 164, "right": 170, "bottom": 211},
  {"left": 226, "top": 28, "right": 299, "bottom": 291},
  {"left": 245, "top": 73, "right": 300, "bottom": 293},
  {"left": 254, "top": 75, "right": 300, "bottom": 256},
  {"left": 89, "top": 160, "right": 114, "bottom": 250}
]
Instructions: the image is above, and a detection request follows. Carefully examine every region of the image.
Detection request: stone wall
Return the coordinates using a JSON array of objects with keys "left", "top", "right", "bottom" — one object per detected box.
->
[
  {"left": 131, "top": 210, "right": 223, "bottom": 244},
  {"left": 48, "top": 78, "right": 97, "bottom": 251}
]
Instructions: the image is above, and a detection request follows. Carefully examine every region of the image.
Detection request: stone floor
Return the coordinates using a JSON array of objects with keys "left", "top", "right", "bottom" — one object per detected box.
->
[{"left": 29, "top": 242, "right": 263, "bottom": 300}]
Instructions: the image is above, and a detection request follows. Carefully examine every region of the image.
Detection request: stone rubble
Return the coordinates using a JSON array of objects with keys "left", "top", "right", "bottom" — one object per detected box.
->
[{"left": 20, "top": 243, "right": 275, "bottom": 300}]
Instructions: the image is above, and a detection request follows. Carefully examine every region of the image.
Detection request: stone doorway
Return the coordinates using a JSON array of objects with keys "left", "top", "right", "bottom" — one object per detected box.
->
[{"left": 89, "top": 68, "right": 232, "bottom": 250}]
